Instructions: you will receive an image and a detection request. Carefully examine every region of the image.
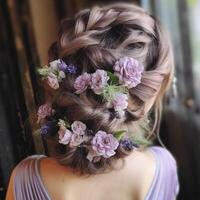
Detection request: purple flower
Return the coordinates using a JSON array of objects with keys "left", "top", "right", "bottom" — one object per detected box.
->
[
  {"left": 58, "top": 60, "right": 77, "bottom": 74},
  {"left": 40, "top": 121, "right": 55, "bottom": 135},
  {"left": 48, "top": 59, "right": 66, "bottom": 82},
  {"left": 59, "top": 128, "right": 72, "bottom": 145},
  {"left": 37, "top": 103, "right": 55, "bottom": 124},
  {"left": 112, "top": 93, "right": 128, "bottom": 112},
  {"left": 69, "top": 133, "right": 85, "bottom": 147},
  {"left": 113, "top": 57, "right": 144, "bottom": 89},
  {"left": 47, "top": 72, "right": 59, "bottom": 89},
  {"left": 40, "top": 124, "right": 50, "bottom": 135},
  {"left": 90, "top": 131, "right": 119, "bottom": 158},
  {"left": 120, "top": 138, "right": 139, "bottom": 151},
  {"left": 74, "top": 72, "right": 91, "bottom": 94},
  {"left": 90, "top": 70, "right": 109, "bottom": 94},
  {"left": 71, "top": 121, "right": 86, "bottom": 135},
  {"left": 58, "top": 126, "right": 66, "bottom": 138}
]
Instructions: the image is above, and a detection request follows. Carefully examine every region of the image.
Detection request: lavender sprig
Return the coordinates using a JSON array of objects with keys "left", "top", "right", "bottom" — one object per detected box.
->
[
  {"left": 58, "top": 59, "right": 77, "bottom": 74},
  {"left": 120, "top": 138, "right": 139, "bottom": 151}
]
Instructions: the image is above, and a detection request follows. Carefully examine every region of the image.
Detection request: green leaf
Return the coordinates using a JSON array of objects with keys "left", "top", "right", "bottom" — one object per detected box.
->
[
  {"left": 113, "top": 130, "right": 127, "bottom": 140},
  {"left": 102, "top": 85, "right": 115, "bottom": 101},
  {"left": 131, "top": 135, "right": 152, "bottom": 146},
  {"left": 102, "top": 84, "right": 128, "bottom": 101},
  {"left": 37, "top": 68, "right": 49, "bottom": 76},
  {"left": 107, "top": 71, "right": 119, "bottom": 85},
  {"left": 58, "top": 118, "right": 70, "bottom": 128},
  {"left": 63, "top": 117, "right": 71, "bottom": 128},
  {"left": 58, "top": 119, "right": 65, "bottom": 127}
]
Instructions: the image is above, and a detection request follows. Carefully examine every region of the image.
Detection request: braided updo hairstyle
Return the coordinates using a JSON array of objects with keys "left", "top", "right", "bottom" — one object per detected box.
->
[{"left": 43, "top": 3, "right": 174, "bottom": 174}]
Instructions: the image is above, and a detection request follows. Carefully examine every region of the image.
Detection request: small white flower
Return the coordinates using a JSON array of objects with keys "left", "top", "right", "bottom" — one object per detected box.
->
[
  {"left": 58, "top": 71, "right": 66, "bottom": 82},
  {"left": 49, "top": 59, "right": 61, "bottom": 71}
]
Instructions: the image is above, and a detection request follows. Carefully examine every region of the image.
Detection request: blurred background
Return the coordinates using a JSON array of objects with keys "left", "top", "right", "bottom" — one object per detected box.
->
[{"left": 0, "top": 0, "right": 200, "bottom": 199}]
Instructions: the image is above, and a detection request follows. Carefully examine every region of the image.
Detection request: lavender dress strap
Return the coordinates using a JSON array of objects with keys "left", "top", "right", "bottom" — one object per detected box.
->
[
  {"left": 145, "top": 146, "right": 180, "bottom": 200},
  {"left": 13, "top": 155, "right": 51, "bottom": 200}
]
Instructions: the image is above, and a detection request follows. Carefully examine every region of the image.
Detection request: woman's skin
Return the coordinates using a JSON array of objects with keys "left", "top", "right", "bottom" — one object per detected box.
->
[
  {"left": 6, "top": 96, "right": 158, "bottom": 200},
  {"left": 6, "top": 148, "right": 156, "bottom": 200}
]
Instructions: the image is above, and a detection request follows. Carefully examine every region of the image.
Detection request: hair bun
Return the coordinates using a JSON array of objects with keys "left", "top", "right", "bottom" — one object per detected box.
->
[{"left": 42, "top": 3, "right": 174, "bottom": 174}]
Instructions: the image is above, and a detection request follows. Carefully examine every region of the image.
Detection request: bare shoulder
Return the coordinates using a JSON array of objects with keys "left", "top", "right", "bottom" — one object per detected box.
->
[
  {"left": 39, "top": 156, "right": 73, "bottom": 200},
  {"left": 125, "top": 147, "right": 156, "bottom": 175},
  {"left": 39, "top": 149, "right": 157, "bottom": 200},
  {"left": 123, "top": 148, "right": 157, "bottom": 199}
]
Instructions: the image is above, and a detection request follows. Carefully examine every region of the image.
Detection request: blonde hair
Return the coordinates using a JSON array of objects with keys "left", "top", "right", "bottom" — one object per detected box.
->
[{"left": 45, "top": 3, "right": 174, "bottom": 174}]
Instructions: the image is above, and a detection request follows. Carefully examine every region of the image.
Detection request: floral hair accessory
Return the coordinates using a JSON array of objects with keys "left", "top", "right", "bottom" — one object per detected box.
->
[
  {"left": 111, "top": 92, "right": 129, "bottom": 116},
  {"left": 73, "top": 56, "right": 144, "bottom": 117},
  {"left": 37, "top": 116, "right": 150, "bottom": 163},
  {"left": 59, "top": 128, "right": 72, "bottom": 145},
  {"left": 37, "top": 103, "right": 55, "bottom": 124},
  {"left": 58, "top": 119, "right": 90, "bottom": 147},
  {"left": 73, "top": 69, "right": 128, "bottom": 116},
  {"left": 90, "top": 69, "right": 110, "bottom": 94},
  {"left": 47, "top": 73, "right": 60, "bottom": 89},
  {"left": 54, "top": 117, "right": 140, "bottom": 163},
  {"left": 113, "top": 56, "right": 144, "bottom": 88},
  {"left": 37, "top": 57, "right": 144, "bottom": 116},
  {"left": 87, "top": 131, "right": 119, "bottom": 161},
  {"left": 37, "top": 59, "right": 77, "bottom": 89},
  {"left": 40, "top": 121, "right": 56, "bottom": 135},
  {"left": 71, "top": 121, "right": 87, "bottom": 135},
  {"left": 74, "top": 72, "right": 91, "bottom": 94},
  {"left": 58, "top": 59, "right": 77, "bottom": 74},
  {"left": 40, "top": 122, "right": 50, "bottom": 135},
  {"left": 37, "top": 114, "right": 149, "bottom": 163},
  {"left": 119, "top": 138, "right": 139, "bottom": 151}
]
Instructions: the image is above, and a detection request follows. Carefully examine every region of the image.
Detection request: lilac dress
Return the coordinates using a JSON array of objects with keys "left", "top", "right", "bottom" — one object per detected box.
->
[{"left": 13, "top": 146, "right": 180, "bottom": 200}]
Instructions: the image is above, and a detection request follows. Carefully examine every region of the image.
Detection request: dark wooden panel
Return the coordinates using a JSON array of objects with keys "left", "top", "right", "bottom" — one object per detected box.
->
[
  {"left": 55, "top": 0, "right": 140, "bottom": 18},
  {"left": 0, "top": 0, "right": 43, "bottom": 198}
]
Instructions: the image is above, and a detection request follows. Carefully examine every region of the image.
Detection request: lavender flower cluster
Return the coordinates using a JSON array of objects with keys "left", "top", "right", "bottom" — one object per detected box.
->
[
  {"left": 37, "top": 57, "right": 144, "bottom": 116},
  {"left": 74, "top": 57, "right": 143, "bottom": 93},
  {"left": 37, "top": 103, "right": 138, "bottom": 162},
  {"left": 38, "top": 59, "right": 77, "bottom": 90},
  {"left": 37, "top": 56, "right": 144, "bottom": 162},
  {"left": 57, "top": 119, "right": 137, "bottom": 162},
  {"left": 113, "top": 57, "right": 144, "bottom": 89}
]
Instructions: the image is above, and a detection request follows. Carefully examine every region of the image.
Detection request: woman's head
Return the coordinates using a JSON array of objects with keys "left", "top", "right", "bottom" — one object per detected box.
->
[{"left": 38, "top": 3, "right": 174, "bottom": 174}]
